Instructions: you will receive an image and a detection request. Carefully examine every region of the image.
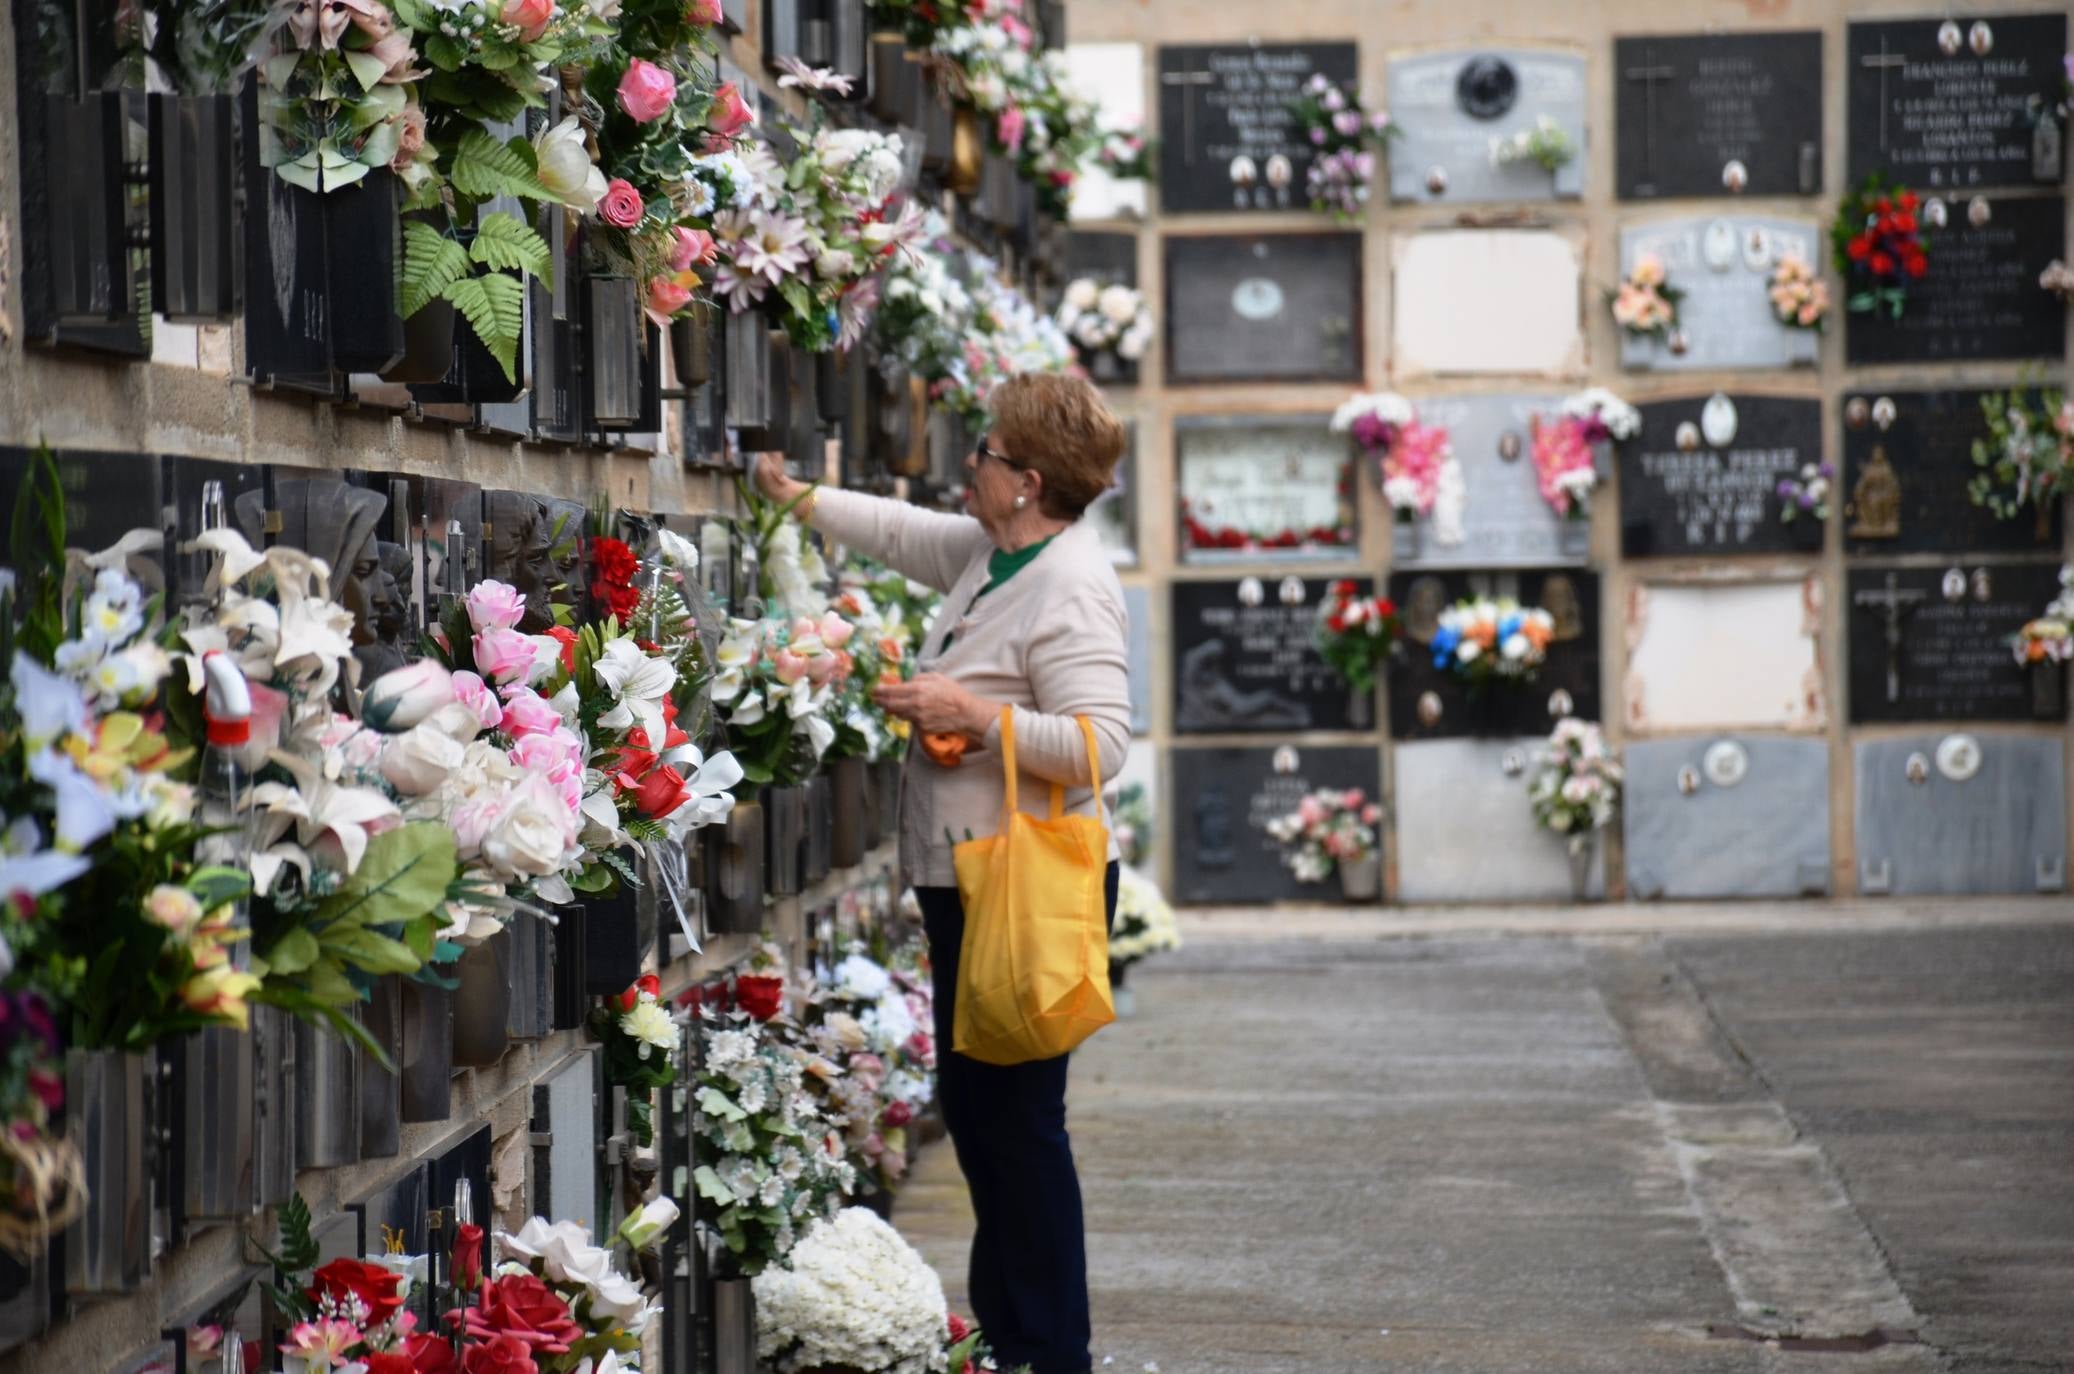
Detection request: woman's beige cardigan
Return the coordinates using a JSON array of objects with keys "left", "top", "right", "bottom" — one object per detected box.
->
[{"left": 811, "top": 487, "right": 1131, "bottom": 890}]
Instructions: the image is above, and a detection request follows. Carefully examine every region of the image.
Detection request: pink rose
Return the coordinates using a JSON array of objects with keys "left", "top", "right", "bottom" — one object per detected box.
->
[
  {"left": 500, "top": 0, "right": 553, "bottom": 42},
  {"left": 473, "top": 626, "right": 540, "bottom": 686},
  {"left": 452, "top": 802, "right": 495, "bottom": 858},
  {"left": 646, "top": 276, "right": 693, "bottom": 323},
  {"left": 685, "top": 0, "right": 723, "bottom": 23},
  {"left": 617, "top": 58, "right": 677, "bottom": 123},
  {"left": 366, "top": 29, "right": 420, "bottom": 83},
  {"left": 598, "top": 178, "right": 644, "bottom": 229},
  {"left": 771, "top": 648, "right": 808, "bottom": 685},
  {"left": 465, "top": 580, "right": 527, "bottom": 634},
  {"left": 705, "top": 81, "right": 754, "bottom": 140},
  {"left": 996, "top": 106, "right": 1025, "bottom": 151},
  {"left": 804, "top": 653, "right": 836, "bottom": 685},
  {"left": 391, "top": 101, "right": 427, "bottom": 172},
  {"left": 451, "top": 670, "right": 503, "bottom": 731},
  {"left": 816, "top": 610, "right": 855, "bottom": 650},
  {"left": 350, "top": 3, "right": 393, "bottom": 38},
  {"left": 670, "top": 226, "right": 716, "bottom": 271},
  {"left": 498, "top": 686, "right": 564, "bottom": 739}
]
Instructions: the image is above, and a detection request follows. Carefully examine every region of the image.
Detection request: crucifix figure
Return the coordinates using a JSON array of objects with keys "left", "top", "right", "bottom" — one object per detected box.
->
[
  {"left": 1624, "top": 47, "right": 1677, "bottom": 183},
  {"left": 1160, "top": 63, "right": 1217, "bottom": 164},
  {"left": 1853, "top": 571, "right": 1927, "bottom": 704},
  {"left": 1859, "top": 35, "right": 1907, "bottom": 154}
]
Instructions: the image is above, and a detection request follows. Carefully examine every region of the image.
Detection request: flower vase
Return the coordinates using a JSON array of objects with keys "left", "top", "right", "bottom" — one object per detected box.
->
[
  {"left": 805, "top": 775, "right": 835, "bottom": 884},
  {"left": 1786, "top": 513, "right": 1826, "bottom": 552},
  {"left": 948, "top": 107, "right": 984, "bottom": 196},
  {"left": 829, "top": 756, "right": 870, "bottom": 869},
  {"left": 63, "top": 1049, "right": 152, "bottom": 1295},
  {"left": 874, "top": 757, "right": 904, "bottom": 842},
  {"left": 1556, "top": 509, "right": 1591, "bottom": 560},
  {"left": 294, "top": 1014, "right": 361, "bottom": 1169},
  {"left": 2032, "top": 662, "right": 2066, "bottom": 721},
  {"left": 765, "top": 785, "right": 808, "bottom": 896},
  {"left": 1337, "top": 852, "right": 1381, "bottom": 901},
  {"left": 1112, "top": 983, "right": 1138, "bottom": 1019},
  {"left": 148, "top": 92, "right": 237, "bottom": 323},
  {"left": 707, "top": 798, "right": 768, "bottom": 932},
  {"left": 397, "top": 981, "right": 453, "bottom": 1124},
  {"left": 713, "top": 1276, "right": 757, "bottom": 1374},
  {"left": 1347, "top": 681, "right": 1373, "bottom": 729},
  {"left": 179, "top": 1024, "right": 257, "bottom": 1221},
  {"left": 668, "top": 304, "right": 713, "bottom": 390},
  {"left": 358, "top": 975, "right": 404, "bottom": 1160},
  {"left": 1567, "top": 834, "right": 1597, "bottom": 902},
  {"left": 861, "top": 754, "right": 885, "bottom": 851},
  {"left": 816, "top": 348, "right": 850, "bottom": 423},
  {"left": 450, "top": 931, "right": 513, "bottom": 1069},
  {"left": 1393, "top": 512, "right": 1421, "bottom": 561},
  {"left": 379, "top": 297, "right": 457, "bottom": 384}
]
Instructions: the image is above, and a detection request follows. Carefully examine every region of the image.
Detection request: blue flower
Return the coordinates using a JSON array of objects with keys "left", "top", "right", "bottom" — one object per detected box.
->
[
  {"left": 1431, "top": 626, "right": 1461, "bottom": 669},
  {"left": 1499, "top": 613, "right": 1522, "bottom": 639}
]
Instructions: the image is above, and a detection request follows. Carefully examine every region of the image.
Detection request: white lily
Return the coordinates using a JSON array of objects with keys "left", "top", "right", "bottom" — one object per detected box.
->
[
  {"left": 181, "top": 527, "right": 268, "bottom": 589},
  {"left": 592, "top": 638, "right": 675, "bottom": 743},
  {"left": 250, "top": 752, "right": 401, "bottom": 876}
]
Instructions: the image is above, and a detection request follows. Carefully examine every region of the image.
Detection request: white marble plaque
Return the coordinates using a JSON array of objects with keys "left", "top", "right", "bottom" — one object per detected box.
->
[
  {"left": 1617, "top": 215, "right": 1822, "bottom": 372},
  {"left": 1393, "top": 230, "right": 1583, "bottom": 377},
  {"left": 1624, "top": 736, "right": 1831, "bottom": 899},
  {"left": 1394, "top": 392, "right": 1590, "bottom": 569},
  {"left": 1623, "top": 578, "right": 1825, "bottom": 732},
  {"left": 1396, "top": 736, "right": 1604, "bottom": 902},
  {"left": 1386, "top": 48, "right": 1588, "bottom": 203}
]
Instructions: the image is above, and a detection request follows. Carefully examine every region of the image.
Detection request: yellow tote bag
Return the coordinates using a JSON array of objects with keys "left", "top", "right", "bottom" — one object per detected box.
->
[{"left": 951, "top": 708, "right": 1114, "bottom": 1066}]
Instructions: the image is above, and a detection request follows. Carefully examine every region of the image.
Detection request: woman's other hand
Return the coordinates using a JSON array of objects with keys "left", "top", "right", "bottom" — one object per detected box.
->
[
  {"left": 874, "top": 672, "right": 996, "bottom": 740},
  {"left": 752, "top": 452, "right": 802, "bottom": 505}
]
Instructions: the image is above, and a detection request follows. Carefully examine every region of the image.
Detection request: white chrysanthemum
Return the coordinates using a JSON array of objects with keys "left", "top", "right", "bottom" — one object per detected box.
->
[
  {"left": 753, "top": 1209, "right": 949, "bottom": 1374},
  {"left": 621, "top": 998, "right": 676, "bottom": 1050}
]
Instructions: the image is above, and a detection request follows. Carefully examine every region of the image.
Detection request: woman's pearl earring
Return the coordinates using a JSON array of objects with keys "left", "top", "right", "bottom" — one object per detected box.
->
[{"left": 1013, "top": 496, "right": 1026, "bottom": 509}]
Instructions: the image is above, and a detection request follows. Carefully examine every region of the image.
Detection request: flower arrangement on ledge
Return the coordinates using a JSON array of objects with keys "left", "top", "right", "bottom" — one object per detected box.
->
[
  {"left": 753, "top": 1207, "right": 966, "bottom": 1374},
  {"left": 1330, "top": 392, "right": 1464, "bottom": 544},
  {"left": 1967, "top": 380, "right": 2070, "bottom": 525},
  {"left": 1527, "top": 718, "right": 1622, "bottom": 850},
  {"left": 1608, "top": 253, "right": 1682, "bottom": 341},
  {"left": 1430, "top": 597, "right": 1554, "bottom": 688},
  {"left": 1289, "top": 73, "right": 1396, "bottom": 220},
  {"left": 806, "top": 947, "right": 937, "bottom": 1198},
  {"left": 1769, "top": 252, "right": 1831, "bottom": 331},
  {"left": 932, "top": 9, "right": 1102, "bottom": 217},
  {"left": 1776, "top": 463, "right": 1835, "bottom": 525},
  {"left": 1488, "top": 115, "right": 1574, "bottom": 174},
  {"left": 1096, "top": 124, "right": 1154, "bottom": 181},
  {"left": 1265, "top": 788, "right": 1382, "bottom": 884},
  {"left": 593, "top": 974, "right": 679, "bottom": 1149},
  {"left": 1530, "top": 388, "right": 1637, "bottom": 520},
  {"left": 2011, "top": 566, "right": 2073, "bottom": 667},
  {"left": 1830, "top": 174, "right": 1930, "bottom": 320},
  {"left": 1315, "top": 581, "right": 1401, "bottom": 699},
  {"left": 1053, "top": 278, "right": 1153, "bottom": 371}
]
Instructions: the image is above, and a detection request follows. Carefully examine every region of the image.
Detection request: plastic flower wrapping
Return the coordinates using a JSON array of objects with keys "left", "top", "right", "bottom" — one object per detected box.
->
[
  {"left": 1054, "top": 277, "right": 1154, "bottom": 367},
  {"left": 752, "top": 1206, "right": 951, "bottom": 1374},
  {"left": 1287, "top": 72, "right": 1397, "bottom": 221},
  {"left": 804, "top": 945, "right": 937, "bottom": 1194},
  {"left": 1265, "top": 788, "right": 1383, "bottom": 884},
  {"left": 1527, "top": 718, "right": 1623, "bottom": 845},
  {"left": 1429, "top": 597, "right": 1555, "bottom": 688},
  {"left": 2011, "top": 565, "right": 2074, "bottom": 667}
]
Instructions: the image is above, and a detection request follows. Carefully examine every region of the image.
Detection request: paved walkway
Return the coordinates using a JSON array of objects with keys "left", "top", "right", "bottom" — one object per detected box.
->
[{"left": 895, "top": 899, "right": 2074, "bottom": 1374}]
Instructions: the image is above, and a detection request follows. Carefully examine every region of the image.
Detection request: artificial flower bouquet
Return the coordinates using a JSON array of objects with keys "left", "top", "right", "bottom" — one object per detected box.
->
[
  {"left": 1967, "top": 381, "right": 2071, "bottom": 524},
  {"left": 1315, "top": 580, "right": 1401, "bottom": 697},
  {"left": 1608, "top": 253, "right": 1683, "bottom": 341},
  {"left": 824, "top": 586, "right": 908, "bottom": 764},
  {"left": 592, "top": 974, "right": 681, "bottom": 1148},
  {"left": 709, "top": 615, "right": 843, "bottom": 789},
  {"left": 1830, "top": 174, "right": 1930, "bottom": 319},
  {"left": 752, "top": 1207, "right": 953, "bottom": 1374},
  {"left": 805, "top": 948, "right": 936, "bottom": 1194},
  {"left": 1095, "top": 124, "right": 1154, "bottom": 181},
  {"left": 1776, "top": 463, "right": 1835, "bottom": 524},
  {"left": 1488, "top": 114, "right": 1575, "bottom": 173},
  {"left": 1288, "top": 72, "right": 1396, "bottom": 220},
  {"left": 1527, "top": 718, "right": 1622, "bottom": 848},
  {"left": 1330, "top": 392, "right": 1463, "bottom": 540},
  {"left": 2011, "top": 566, "right": 2074, "bottom": 668},
  {"left": 1053, "top": 277, "right": 1154, "bottom": 370},
  {"left": 1265, "top": 788, "right": 1382, "bottom": 884},
  {"left": 1429, "top": 597, "right": 1555, "bottom": 689},
  {"left": 1769, "top": 253, "right": 1831, "bottom": 331}
]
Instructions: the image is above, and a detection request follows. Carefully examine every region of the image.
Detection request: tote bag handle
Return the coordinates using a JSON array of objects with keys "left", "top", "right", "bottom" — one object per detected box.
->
[{"left": 994, "top": 707, "right": 1103, "bottom": 825}]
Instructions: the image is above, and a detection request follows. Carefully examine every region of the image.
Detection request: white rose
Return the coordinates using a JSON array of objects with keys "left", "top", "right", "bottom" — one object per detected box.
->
[
  {"left": 1063, "top": 278, "right": 1098, "bottom": 311},
  {"left": 379, "top": 723, "right": 466, "bottom": 796},
  {"left": 1501, "top": 633, "right": 1529, "bottom": 661},
  {"left": 480, "top": 778, "right": 574, "bottom": 880},
  {"left": 1096, "top": 284, "right": 1138, "bottom": 325}
]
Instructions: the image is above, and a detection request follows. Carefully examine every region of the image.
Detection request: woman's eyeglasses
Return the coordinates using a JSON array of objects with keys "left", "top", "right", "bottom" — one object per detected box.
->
[{"left": 974, "top": 435, "right": 1023, "bottom": 470}]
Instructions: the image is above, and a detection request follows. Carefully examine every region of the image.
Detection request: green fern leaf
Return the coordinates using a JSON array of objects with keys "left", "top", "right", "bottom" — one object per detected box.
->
[
  {"left": 470, "top": 211, "right": 553, "bottom": 284},
  {"left": 444, "top": 272, "right": 525, "bottom": 384},
  {"left": 449, "top": 129, "right": 553, "bottom": 203},
  {"left": 399, "top": 220, "right": 471, "bottom": 318}
]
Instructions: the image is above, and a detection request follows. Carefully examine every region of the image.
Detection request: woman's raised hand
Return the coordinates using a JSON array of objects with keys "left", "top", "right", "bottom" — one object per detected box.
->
[{"left": 752, "top": 452, "right": 798, "bottom": 504}]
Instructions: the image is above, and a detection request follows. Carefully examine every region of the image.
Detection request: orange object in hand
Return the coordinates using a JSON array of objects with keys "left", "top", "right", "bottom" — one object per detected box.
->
[{"left": 921, "top": 732, "right": 968, "bottom": 768}]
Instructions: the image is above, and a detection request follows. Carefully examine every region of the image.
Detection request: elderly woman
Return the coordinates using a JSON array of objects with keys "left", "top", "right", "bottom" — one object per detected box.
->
[{"left": 755, "top": 372, "right": 1130, "bottom": 1374}]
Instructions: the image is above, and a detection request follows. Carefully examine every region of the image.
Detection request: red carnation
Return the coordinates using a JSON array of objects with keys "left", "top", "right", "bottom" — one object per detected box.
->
[
  {"left": 735, "top": 973, "right": 784, "bottom": 1021},
  {"left": 1869, "top": 250, "right": 1894, "bottom": 277},
  {"left": 948, "top": 1313, "right": 972, "bottom": 1342},
  {"left": 883, "top": 1099, "right": 913, "bottom": 1127},
  {"left": 459, "top": 1274, "right": 581, "bottom": 1354},
  {"left": 306, "top": 1257, "right": 406, "bottom": 1328},
  {"left": 461, "top": 1335, "right": 540, "bottom": 1374},
  {"left": 1377, "top": 598, "right": 1397, "bottom": 616},
  {"left": 1891, "top": 211, "right": 1916, "bottom": 235},
  {"left": 1904, "top": 251, "right": 1928, "bottom": 278},
  {"left": 616, "top": 973, "right": 661, "bottom": 1012},
  {"left": 1899, "top": 189, "right": 1918, "bottom": 211}
]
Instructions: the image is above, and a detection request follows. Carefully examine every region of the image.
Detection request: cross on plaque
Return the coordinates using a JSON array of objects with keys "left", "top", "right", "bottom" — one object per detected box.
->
[
  {"left": 1859, "top": 36, "right": 1907, "bottom": 152},
  {"left": 1853, "top": 571, "right": 1927, "bottom": 704},
  {"left": 1161, "top": 63, "right": 1217, "bottom": 163},
  {"left": 1624, "top": 47, "right": 1677, "bottom": 181}
]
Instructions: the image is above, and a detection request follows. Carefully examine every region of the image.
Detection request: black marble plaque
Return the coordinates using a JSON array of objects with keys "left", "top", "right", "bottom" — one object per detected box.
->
[
  {"left": 1847, "top": 14, "right": 2068, "bottom": 188},
  {"left": 1157, "top": 42, "right": 1358, "bottom": 213},
  {"left": 1848, "top": 563, "right": 2069, "bottom": 723},
  {"left": 1164, "top": 233, "right": 1362, "bottom": 384},
  {"left": 1842, "top": 388, "right": 2066, "bottom": 557},
  {"left": 240, "top": 79, "right": 334, "bottom": 395},
  {"left": 1169, "top": 744, "right": 1381, "bottom": 904},
  {"left": 1172, "top": 576, "right": 1374, "bottom": 736},
  {"left": 1066, "top": 231, "right": 1138, "bottom": 286},
  {"left": 1844, "top": 195, "right": 2066, "bottom": 365},
  {"left": 1615, "top": 32, "right": 1823, "bottom": 200},
  {"left": 162, "top": 456, "right": 268, "bottom": 608},
  {"left": 0, "top": 448, "right": 164, "bottom": 597},
  {"left": 1386, "top": 568, "right": 1601, "bottom": 740},
  {"left": 1620, "top": 396, "right": 1824, "bottom": 557}
]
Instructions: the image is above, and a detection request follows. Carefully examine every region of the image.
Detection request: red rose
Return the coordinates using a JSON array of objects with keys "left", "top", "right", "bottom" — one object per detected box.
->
[
  {"left": 307, "top": 1257, "right": 406, "bottom": 1328},
  {"left": 1891, "top": 211, "right": 1916, "bottom": 235},
  {"left": 452, "top": 1221, "right": 485, "bottom": 1293},
  {"left": 462, "top": 1335, "right": 540, "bottom": 1374},
  {"left": 1904, "top": 252, "right": 1927, "bottom": 278},
  {"left": 364, "top": 1354, "right": 418, "bottom": 1374},
  {"left": 1874, "top": 196, "right": 1891, "bottom": 214},
  {"left": 1846, "top": 233, "right": 1872, "bottom": 262},
  {"left": 545, "top": 625, "right": 577, "bottom": 674},
  {"left": 883, "top": 1099, "right": 913, "bottom": 1127},
  {"left": 1899, "top": 189, "right": 1918, "bottom": 211},
  {"left": 460, "top": 1274, "right": 581, "bottom": 1353},
  {"left": 631, "top": 763, "right": 689, "bottom": 818},
  {"left": 1869, "top": 250, "right": 1894, "bottom": 277},
  {"left": 735, "top": 973, "right": 784, "bottom": 1021},
  {"left": 1377, "top": 598, "right": 1396, "bottom": 617},
  {"left": 405, "top": 1332, "right": 460, "bottom": 1374}
]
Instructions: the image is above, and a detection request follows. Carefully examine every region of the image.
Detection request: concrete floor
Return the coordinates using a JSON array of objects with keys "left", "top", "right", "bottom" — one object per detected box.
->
[{"left": 895, "top": 899, "right": 2074, "bottom": 1374}]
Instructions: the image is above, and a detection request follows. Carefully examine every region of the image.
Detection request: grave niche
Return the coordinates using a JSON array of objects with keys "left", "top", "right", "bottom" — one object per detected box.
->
[
  {"left": 1847, "top": 563, "right": 2069, "bottom": 724},
  {"left": 1386, "top": 568, "right": 1600, "bottom": 741},
  {"left": 1617, "top": 216, "right": 1822, "bottom": 372},
  {"left": 1385, "top": 47, "right": 1587, "bottom": 203},
  {"left": 1854, "top": 734, "right": 2067, "bottom": 897},
  {"left": 1620, "top": 395, "right": 1824, "bottom": 558},
  {"left": 1392, "top": 229, "right": 1582, "bottom": 377},
  {"left": 1155, "top": 42, "right": 1358, "bottom": 214},
  {"left": 1624, "top": 579, "right": 1825, "bottom": 734},
  {"left": 1624, "top": 736, "right": 1831, "bottom": 900},
  {"left": 1089, "top": 420, "right": 1138, "bottom": 565},
  {"left": 1163, "top": 233, "right": 1362, "bottom": 384},
  {"left": 1842, "top": 195, "right": 2065, "bottom": 365},
  {"left": 1615, "top": 32, "right": 1823, "bottom": 200},
  {"left": 1167, "top": 744, "right": 1379, "bottom": 905},
  {"left": 1841, "top": 388, "right": 2066, "bottom": 557},
  {"left": 1175, "top": 416, "right": 1352, "bottom": 562},
  {"left": 1124, "top": 583, "right": 1153, "bottom": 736},
  {"left": 1395, "top": 736, "right": 1602, "bottom": 902},
  {"left": 1846, "top": 14, "right": 2068, "bottom": 189},
  {"left": 1392, "top": 392, "right": 1587, "bottom": 570},
  {"left": 1171, "top": 576, "right": 1375, "bottom": 736}
]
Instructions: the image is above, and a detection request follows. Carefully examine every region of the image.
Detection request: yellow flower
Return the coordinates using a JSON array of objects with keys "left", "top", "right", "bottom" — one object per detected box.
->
[{"left": 179, "top": 966, "right": 262, "bottom": 1031}]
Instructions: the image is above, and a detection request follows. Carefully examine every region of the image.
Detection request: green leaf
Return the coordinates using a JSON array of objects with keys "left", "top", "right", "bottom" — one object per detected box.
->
[
  {"left": 444, "top": 272, "right": 525, "bottom": 383},
  {"left": 469, "top": 212, "right": 553, "bottom": 283},
  {"left": 425, "top": 32, "right": 465, "bottom": 72},
  {"left": 264, "top": 927, "right": 322, "bottom": 976},
  {"left": 183, "top": 865, "right": 252, "bottom": 913},
  {"left": 312, "top": 823, "right": 458, "bottom": 931},
  {"left": 321, "top": 924, "right": 424, "bottom": 976},
  {"left": 449, "top": 129, "right": 553, "bottom": 204},
  {"left": 696, "top": 1086, "right": 747, "bottom": 1122},
  {"left": 400, "top": 219, "right": 472, "bottom": 318},
  {"left": 694, "top": 1165, "right": 736, "bottom": 1203}
]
